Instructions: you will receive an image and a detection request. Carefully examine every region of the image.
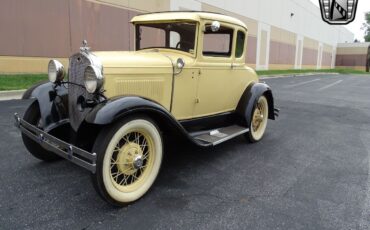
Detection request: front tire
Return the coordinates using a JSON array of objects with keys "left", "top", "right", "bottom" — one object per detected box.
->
[
  {"left": 245, "top": 95, "right": 269, "bottom": 143},
  {"left": 92, "top": 116, "right": 163, "bottom": 206},
  {"left": 21, "top": 102, "right": 61, "bottom": 161}
]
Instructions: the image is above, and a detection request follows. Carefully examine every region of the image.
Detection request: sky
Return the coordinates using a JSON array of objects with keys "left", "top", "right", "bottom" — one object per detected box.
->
[{"left": 309, "top": 0, "right": 370, "bottom": 42}]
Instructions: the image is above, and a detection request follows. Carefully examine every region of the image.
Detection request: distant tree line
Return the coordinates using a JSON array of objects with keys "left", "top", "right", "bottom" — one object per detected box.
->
[{"left": 363, "top": 12, "right": 370, "bottom": 42}]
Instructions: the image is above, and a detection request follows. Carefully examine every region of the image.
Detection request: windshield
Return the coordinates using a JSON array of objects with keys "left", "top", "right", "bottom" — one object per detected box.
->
[{"left": 135, "top": 22, "right": 197, "bottom": 54}]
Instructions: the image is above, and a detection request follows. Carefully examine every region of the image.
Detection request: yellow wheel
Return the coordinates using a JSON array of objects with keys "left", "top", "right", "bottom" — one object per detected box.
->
[
  {"left": 246, "top": 95, "right": 269, "bottom": 142},
  {"left": 92, "top": 116, "right": 162, "bottom": 206}
]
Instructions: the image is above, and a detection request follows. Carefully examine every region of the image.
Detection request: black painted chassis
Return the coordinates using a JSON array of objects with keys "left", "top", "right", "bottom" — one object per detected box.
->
[{"left": 14, "top": 81, "right": 278, "bottom": 174}]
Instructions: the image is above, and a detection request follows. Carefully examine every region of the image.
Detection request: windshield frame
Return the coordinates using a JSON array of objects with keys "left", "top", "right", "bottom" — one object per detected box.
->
[{"left": 134, "top": 21, "right": 199, "bottom": 57}]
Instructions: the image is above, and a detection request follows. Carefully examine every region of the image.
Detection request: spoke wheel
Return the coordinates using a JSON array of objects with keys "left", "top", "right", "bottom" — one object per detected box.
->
[
  {"left": 92, "top": 116, "right": 163, "bottom": 206},
  {"left": 109, "top": 130, "right": 154, "bottom": 192},
  {"left": 246, "top": 96, "right": 269, "bottom": 142}
]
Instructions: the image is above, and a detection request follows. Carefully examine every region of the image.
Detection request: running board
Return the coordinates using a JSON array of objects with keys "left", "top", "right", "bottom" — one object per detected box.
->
[{"left": 191, "top": 125, "right": 249, "bottom": 146}]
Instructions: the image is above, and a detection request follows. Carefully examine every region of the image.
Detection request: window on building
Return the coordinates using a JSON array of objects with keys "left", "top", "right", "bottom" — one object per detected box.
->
[
  {"left": 235, "top": 31, "right": 245, "bottom": 58},
  {"left": 203, "top": 24, "right": 233, "bottom": 57}
]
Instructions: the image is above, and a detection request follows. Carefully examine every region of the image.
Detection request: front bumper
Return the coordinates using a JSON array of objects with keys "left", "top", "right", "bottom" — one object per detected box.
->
[{"left": 14, "top": 113, "right": 96, "bottom": 173}]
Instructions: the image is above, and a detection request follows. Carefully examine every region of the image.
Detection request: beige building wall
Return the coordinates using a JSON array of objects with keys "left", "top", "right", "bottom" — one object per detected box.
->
[
  {"left": 336, "top": 43, "right": 370, "bottom": 71},
  {"left": 0, "top": 0, "right": 356, "bottom": 73},
  {"left": 301, "top": 37, "right": 318, "bottom": 69},
  {"left": 269, "top": 26, "right": 296, "bottom": 70},
  {"left": 0, "top": 0, "right": 154, "bottom": 73},
  {"left": 321, "top": 44, "right": 334, "bottom": 69}
]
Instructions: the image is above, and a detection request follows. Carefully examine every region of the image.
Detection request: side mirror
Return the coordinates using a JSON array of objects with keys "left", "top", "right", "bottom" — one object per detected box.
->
[{"left": 211, "top": 21, "right": 220, "bottom": 32}]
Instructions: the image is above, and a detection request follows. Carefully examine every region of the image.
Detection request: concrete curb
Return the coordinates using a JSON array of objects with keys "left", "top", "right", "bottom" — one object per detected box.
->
[
  {"left": 259, "top": 72, "right": 339, "bottom": 80},
  {"left": 0, "top": 89, "right": 26, "bottom": 101}
]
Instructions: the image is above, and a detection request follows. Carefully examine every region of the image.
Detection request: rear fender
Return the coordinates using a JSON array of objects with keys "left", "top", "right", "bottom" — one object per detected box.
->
[{"left": 236, "top": 83, "right": 276, "bottom": 126}]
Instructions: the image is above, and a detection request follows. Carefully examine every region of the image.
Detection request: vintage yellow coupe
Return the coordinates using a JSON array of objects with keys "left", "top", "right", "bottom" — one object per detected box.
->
[{"left": 14, "top": 12, "right": 279, "bottom": 206}]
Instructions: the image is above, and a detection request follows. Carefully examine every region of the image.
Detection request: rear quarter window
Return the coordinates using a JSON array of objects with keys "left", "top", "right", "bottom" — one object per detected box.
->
[{"left": 235, "top": 31, "right": 245, "bottom": 58}]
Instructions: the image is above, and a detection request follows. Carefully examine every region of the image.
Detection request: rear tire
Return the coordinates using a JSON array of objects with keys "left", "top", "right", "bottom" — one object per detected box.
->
[
  {"left": 21, "top": 102, "right": 61, "bottom": 161},
  {"left": 91, "top": 116, "right": 163, "bottom": 206}
]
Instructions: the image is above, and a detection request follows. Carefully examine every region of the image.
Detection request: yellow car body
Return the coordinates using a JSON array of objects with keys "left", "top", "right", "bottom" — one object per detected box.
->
[
  {"left": 15, "top": 12, "right": 278, "bottom": 206},
  {"left": 96, "top": 12, "right": 257, "bottom": 120}
]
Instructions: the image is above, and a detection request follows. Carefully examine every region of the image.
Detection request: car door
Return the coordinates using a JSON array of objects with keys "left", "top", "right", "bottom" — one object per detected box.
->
[
  {"left": 171, "top": 64, "right": 200, "bottom": 120},
  {"left": 193, "top": 22, "right": 244, "bottom": 118}
]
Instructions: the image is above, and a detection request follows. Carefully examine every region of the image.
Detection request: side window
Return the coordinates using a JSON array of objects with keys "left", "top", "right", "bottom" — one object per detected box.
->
[
  {"left": 203, "top": 25, "right": 233, "bottom": 57},
  {"left": 235, "top": 31, "right": 245, "bottom": 58}
]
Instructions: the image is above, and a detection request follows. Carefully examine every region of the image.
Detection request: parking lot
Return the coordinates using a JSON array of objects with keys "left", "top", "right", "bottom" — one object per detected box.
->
[{"left": 1, "top": 74, "right": 370, "bottom": 229}]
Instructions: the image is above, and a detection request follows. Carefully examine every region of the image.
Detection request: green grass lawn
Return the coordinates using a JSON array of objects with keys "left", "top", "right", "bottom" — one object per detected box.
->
[
  {"left": 256, "top": 68, "right": 369, "bottom": 76},
  {"left": 0, "top": 74, "right": 47, "bottom": 91},
  {"left": 0, "top": 68, "right": 368, "bottom": 91}
]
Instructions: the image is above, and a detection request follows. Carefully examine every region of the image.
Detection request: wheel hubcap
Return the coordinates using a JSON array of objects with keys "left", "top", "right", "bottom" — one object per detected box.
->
[
  {"left": 133, "top": 156, "right": 144, "bottom": 169},
  {"left": 116, "top": 142, "right": 144, "bottom": 175},
  {"left": 110, "top": 131, "right": 152, "bottom": 187}
]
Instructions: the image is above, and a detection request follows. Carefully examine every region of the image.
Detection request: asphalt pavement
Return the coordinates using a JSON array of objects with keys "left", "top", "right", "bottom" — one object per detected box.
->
[{"left": 1, "top": 74, "right": 370, "bottom": 230}]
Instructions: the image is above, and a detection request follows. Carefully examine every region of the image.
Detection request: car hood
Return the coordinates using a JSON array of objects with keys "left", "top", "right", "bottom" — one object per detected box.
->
[{"left": 93, "top": 51, "right": 174, "bottom": 70}]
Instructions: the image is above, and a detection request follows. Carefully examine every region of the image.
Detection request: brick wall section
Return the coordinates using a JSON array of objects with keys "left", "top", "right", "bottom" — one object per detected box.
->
[
  {"left": 336, "top": 55, "right": 367, "bottom": 67},
  {"left": 302, "top": 48, "right": 318, "bottom": 66},
  {"left": 246, "top": 36, "right": 257, "bottom": 64},
  {"left": 269, "top": 41, "right": 295, "bottom": 65},
  {"left": 0, "top": 0, "right": 139, "bottom": 58},
  {"left": 321, "top": 52, "right": 332, "bottom": 67}
]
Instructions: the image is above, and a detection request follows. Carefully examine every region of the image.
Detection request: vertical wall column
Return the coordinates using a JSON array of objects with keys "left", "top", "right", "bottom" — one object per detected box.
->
[
  {"left": 331, "top": 47, "right": 336, "bottom": 68},
  {"left": 295, "top": 35, "right": 303, "bottom": 69},
  {"left": 256, "top": 22, "right": 270, "bottom": 70},
  {"left": 317, "top": 43, "right": 323, "bottom": 69}
]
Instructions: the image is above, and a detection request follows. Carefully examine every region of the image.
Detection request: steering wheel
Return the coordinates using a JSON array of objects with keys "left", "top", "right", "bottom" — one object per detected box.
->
[{"left": 176, "top": 41, "right": 193, "bottom": 50}]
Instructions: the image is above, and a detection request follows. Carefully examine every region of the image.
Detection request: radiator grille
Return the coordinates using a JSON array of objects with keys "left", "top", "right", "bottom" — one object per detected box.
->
[{"left": 68, "top": 53, "right": 94, "bottom": 131}]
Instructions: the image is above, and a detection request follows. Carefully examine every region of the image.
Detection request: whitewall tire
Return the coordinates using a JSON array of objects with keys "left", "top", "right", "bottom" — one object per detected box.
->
[{"left": 92, "top": 116, "right": 163, "bottom": 206}]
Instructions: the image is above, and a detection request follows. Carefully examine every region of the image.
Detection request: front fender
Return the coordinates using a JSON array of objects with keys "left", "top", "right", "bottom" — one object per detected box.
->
[
  {"left": 85, "top": 96, "right": 171, "bottom": 125},
  {"left": 23, "top": 82, "right": 68, "bottom": 130},
  {"left": 236, "top": 82, "right": 276, "bottom": 126},
  {"left": 84, "top": 96, "right": 210, "bottom": 146}
]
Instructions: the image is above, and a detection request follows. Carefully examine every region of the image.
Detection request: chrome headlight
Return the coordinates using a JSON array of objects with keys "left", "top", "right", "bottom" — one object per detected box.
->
[
  {"left": 84, "top": 65, "right": 104, "bottom": 93},
  {"left": 48, "top": 60, "right": 65, "bottom": 83}
]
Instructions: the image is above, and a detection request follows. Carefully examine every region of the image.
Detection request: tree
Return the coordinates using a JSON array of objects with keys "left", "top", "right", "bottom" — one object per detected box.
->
[{"left": 363, "top": 12, "right": 370, "bottom": 42}]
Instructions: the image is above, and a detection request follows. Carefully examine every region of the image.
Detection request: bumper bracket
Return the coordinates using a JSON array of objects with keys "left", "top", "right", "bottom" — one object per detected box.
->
[{"left": 14, "top": 113, "right": 97, "bottom": 173}]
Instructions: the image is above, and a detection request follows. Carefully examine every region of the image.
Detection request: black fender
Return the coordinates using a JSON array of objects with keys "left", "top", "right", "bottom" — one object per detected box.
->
[
  {"left": 22, "top": 82, "right": 68, "bottom": 131},
  {"left": 236, "top": 82, "right": 276, "bottom": 127},
  {"left": 22, "top": 80, "right": 49, "bottom": 99},
  {"left": 84, "top": 96, "right": 210, "bottom": 147}
]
